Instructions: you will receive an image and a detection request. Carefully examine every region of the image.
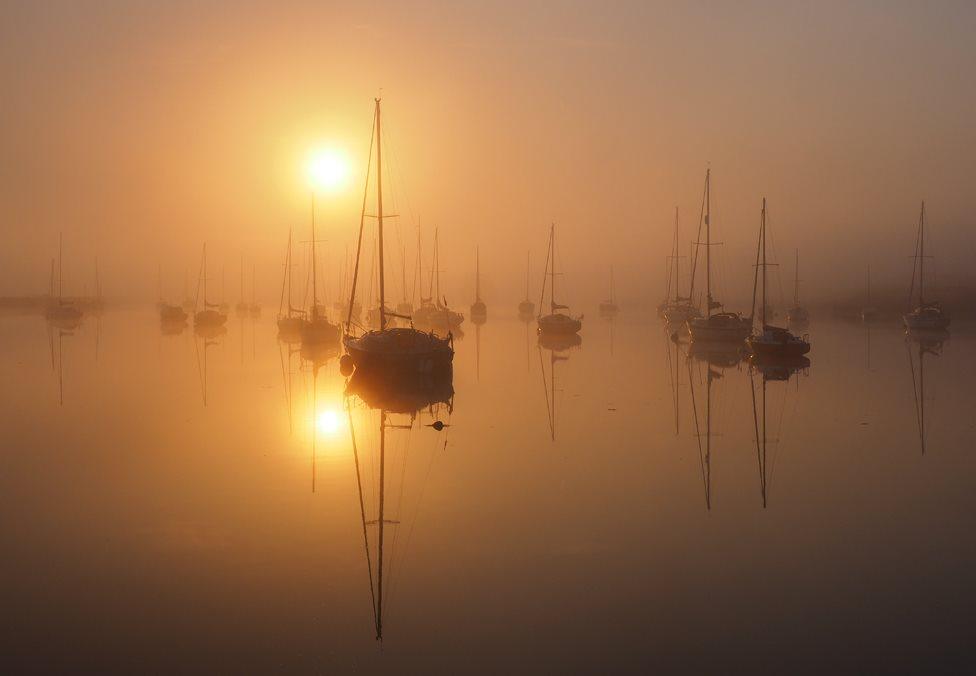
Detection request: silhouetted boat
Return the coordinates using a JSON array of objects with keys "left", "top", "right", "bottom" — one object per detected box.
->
[
  {"left": 277, "top": 228, "right": 305, "bottom": 339},
  {"left": 537, "top": 224, "right": 582, "bottom": 336},
  {"left": 903, "top": 201, "right": 950, "bottom": 332},
  {"left": 786, "top": 249, "right": 809, "bottom": 324},
  {"left": 44, "top": 234, "right": 84, "bottom": 330},
  {"left": 193, "top": 244, "right": 228, "bottom": 328},
  {"left": 470, "top": 245, "right": 487, "bottom": 322},
  {"left": 413, "top": 226, "right": 464, "bottom": 330},
  {"left": 235, "top": 254, "right": 249, "bottom": 317},
  {"left": 860, "top": 265, "right": 879, "bottom": 322},
  {"left": 662, "top": 206, "right": 701, "bottom": 327},
  {"left": 747, "top": 199, "right": 810, "bottom": 358},
  {"left": 518, "top": 251, "right": 535, "bottom": 317},
  {"left": 687, "top": 169, "right": 751, "bottom": 343},
  {"left": 300, "top": 188, "right": 341, "bottom": 345},
  {"left": 598, "top": 265, "right": 619, "bottom": 317},
  {"left": 342, "top": 99, "right": 454, "bottom": 374}
]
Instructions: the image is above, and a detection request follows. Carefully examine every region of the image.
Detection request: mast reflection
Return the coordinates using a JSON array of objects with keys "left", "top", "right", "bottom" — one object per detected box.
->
[
  {"left": 906, "top": 329, "right": 947, "bottom": 456},
  {"left": 344, "top": 365, "right": 454, "bottom": 641},
  {"left": 538, "top": 332, "right": 580, "bottom": 440}
]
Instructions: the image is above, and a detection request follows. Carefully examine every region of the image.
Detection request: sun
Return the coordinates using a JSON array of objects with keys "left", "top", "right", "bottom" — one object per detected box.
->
[
  {"left": 306, "top": 148, "right": 350, "bottom": 192},
  {"left": 316, "top": 408, "right": 341, "bottom": 436}
]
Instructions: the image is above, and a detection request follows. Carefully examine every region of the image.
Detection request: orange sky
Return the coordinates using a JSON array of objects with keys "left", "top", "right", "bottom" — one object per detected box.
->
[{"left": 2, "top": 1, "right": 975, "bottom": 307}]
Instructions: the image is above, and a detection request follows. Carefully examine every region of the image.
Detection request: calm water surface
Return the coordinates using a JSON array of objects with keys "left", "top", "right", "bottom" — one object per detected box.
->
[{"left": 2, "top": 310, "right": 974, "bottom": 672}]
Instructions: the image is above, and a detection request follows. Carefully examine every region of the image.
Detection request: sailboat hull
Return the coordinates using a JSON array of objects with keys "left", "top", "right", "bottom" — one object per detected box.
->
[
  {"left": 343, "top": 328, "right": 454, "bottom": 373},
  {"left": 537, "top": 313, "right": 581, "bottom": 335},
  {"left": 903, "top": 308, "right": 950, "bottom": 330},
  {"left": 687, "top": 314, "right": 751, "bottom": 343}
]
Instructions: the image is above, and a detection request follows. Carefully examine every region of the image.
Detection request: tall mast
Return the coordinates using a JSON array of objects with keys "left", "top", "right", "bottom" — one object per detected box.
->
[
  {"left": 673, "top": 207, "right": 680, "bottom": 302},
  {"left": 793, "top": 249, "right": 799, "bottom": 307},
  {"left": 761, "top": 198, "right": 767, "bottom": 326},
  {"left": 375, "top": 99, "right": 386, "bottom": 330},
  {"left": 202, "top": 244, "right": 208, "bottom": 306},
  {"left": 918, "top": 201, "right": 925, "bottom": 306},
  {"left": 434, "top": 227, "right": 440, "bottom": 307},
  {"left": 311, "top": 194, "right": 319, "bottom": 319},
  {"left": 705, "top": 170, "right": 712, "bottom": 319},
  {"left": 58, "top": 232, "right": 63, "bottom": 300},
  {"left": 287, "top": 229, "right": 293, "bottom": 313},
  {"left": 549, "top": 224, "right": 555, "bottom": 313}
]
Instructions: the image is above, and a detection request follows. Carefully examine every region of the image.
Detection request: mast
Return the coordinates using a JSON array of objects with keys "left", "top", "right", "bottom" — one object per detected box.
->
[
  {"left": 311, "top": 193, "right": 319, "bottom": 320},
  {"left": 203, "top": 244, "right": 208, "bottom": 306},
  {"left": 761, "top": 198, "right": 767, "bottom": 326},
  {"left": 58, "top": 233, "right": 63, "bottom": 300},
  {"left": 475, "top": 246, "right": 481, "bottom": 302},
  {"left": 705, "top": 170, "right": 711, "bottom": 318},
  {"left": 793, "top": 249, "right": 799, "bottom": 307},
  {"left": 376, "top": 98, "right": 387, "bottom": 331},
  {"left": 918, "top": 201, "right": 925, "bottom": 306},
  {"left": 287, "top": 228, "right": 293, "bottom": 314},
  {"left": 673, "top": 207, "right": 680, "bottom": 303},
  {"left": 549, "top": 224, "right": 556, "bottom": 313}
]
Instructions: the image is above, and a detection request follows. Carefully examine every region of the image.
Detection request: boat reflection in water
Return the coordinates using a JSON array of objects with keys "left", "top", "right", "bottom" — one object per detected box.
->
[
  {"left": 344, "top": 363, "right": 453, "bottom": 641},
  {"left": 749, "top": 354, "right": 808, "bottom": 508},
  {"left": 538, "top": 331, "right": 580, "bottom": 440},
  {"left": 906, "top": 328, "right": 947, "bottom": 456}
]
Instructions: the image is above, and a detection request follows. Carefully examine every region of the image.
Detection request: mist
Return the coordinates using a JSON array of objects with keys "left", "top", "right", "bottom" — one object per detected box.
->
[{"left": 2, "top": 0, "right": 975, "bottom": 314}]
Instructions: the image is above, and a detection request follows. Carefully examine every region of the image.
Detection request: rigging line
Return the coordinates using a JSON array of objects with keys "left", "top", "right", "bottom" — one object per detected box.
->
[
  {"left": 906, "top": 340, "right": 924, "bottom": 452},
  {"left": 347, "top": 406, "right": 379, "bottom": 634},
  {"left": 537, "top": 228, "right": 552, "bottom": 314},
  {"left": 688, "top": 174, "right": 708, "bottom": 301},
  {"left": 687, "top": 358, "right": 709, "bottom": 509},
  {"left": 538, "top": 346, "right": 555, "bottom": 439},
  {"left": 387, "top": 426, "right": 440, "bottom": 612},
  {"left": 345, "top": 102, "right": 377, "bottom": 332},
  {"left": 750, "top": 370, "right": 766, "bottom": 507}
]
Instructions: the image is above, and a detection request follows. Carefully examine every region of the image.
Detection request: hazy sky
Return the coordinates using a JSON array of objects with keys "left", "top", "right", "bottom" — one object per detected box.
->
[{"left": 2, "top": 0, "right": 975, "bottom": 307}]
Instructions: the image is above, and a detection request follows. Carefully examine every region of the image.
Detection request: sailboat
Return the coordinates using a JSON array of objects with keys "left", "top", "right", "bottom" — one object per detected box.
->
[
  {"left": 341, "top": 99, "right": 454, "bottom": 374},
  {"left": 181, "top": 267, "right": 195, "bottom": 312},
  {"left": 518, "top": 251, "right": 535, "bottom": 317},
  {"left": 662, "top": 207, "right": 701, "bottom": 326},
  {"left": 598, "top": 265, "right": 619, "bottom": 317},
  {"left": 470, "top": 246, "right": 487, "bottom": 323},
  {"left": 395, "top": 240, "right": 413, "bottom": 318},
  {"left": 747, "top": 199, "right": 810, "bottom": 359},
  {"left": 300, "top": 191, "right": 341, "bottom": 344},
  {"left": 903, "top": 201, "right": 950, "bottom": 332},
  {"left": 277, "top": 228, "right": 305, "bottom": 338},
  {"left": 248, "top": 263, "right": 261, "bottom": 316},
  {"left": 686, "top": 169, "right": 752, "bottom": 343},
  {"left": 193, "top": 243, "right": 228, "bottom": 328},
  {"left": 537, "top": 224, "right": 582, "bottom": 336},
  {"left": 860, "top": 265, "right": 879, "bottom": 322},
  {"left": 158, "top": 264, "right": 188, "bottom": 324},
  {"left": 786, "top": 249, "right": 809, "bottom": 324},
  {"left": 44, "top": 234, "right": 84, "bottom": 329},
  {"left": 413, "top": 226, "right": 463, "bottom": 330},
  {"left": 235, "top": 255, "right": 249, "bottom": 317}
]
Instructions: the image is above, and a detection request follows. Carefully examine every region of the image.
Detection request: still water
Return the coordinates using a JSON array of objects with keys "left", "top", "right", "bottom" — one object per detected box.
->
[{"left": 2, "top": 310, "right": 974, "bottom": 672}]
